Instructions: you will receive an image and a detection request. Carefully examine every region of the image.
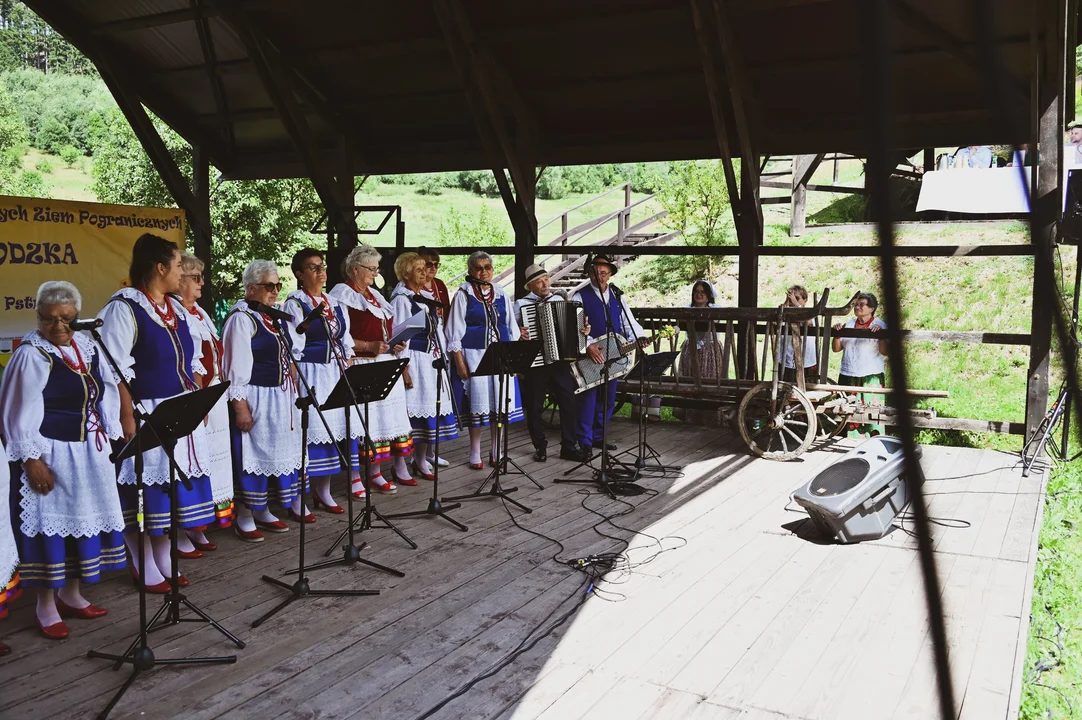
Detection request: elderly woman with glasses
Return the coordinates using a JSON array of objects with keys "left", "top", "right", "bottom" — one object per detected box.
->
[
  {"left": 329, "top": 244, "right": 414, "bottom": 496},
  {"left": 176, "top": 253, "right": 233, "bottom": 550},
  {"left": 222, "top": 260, "right": 304, "bottom": 543},
  {"left": 832, "top": 291, "right": 888, "bottom": 438},
  {"left": 97, "top": 233, "right": 215, "bottom": 592},
  {"left": 446, "top": 250, "right": 526, "bottom": 469},
  {"left": 284, "top": 247, "right": 358, "bottom": 515},
  {"left": 1, "top": 281, "right": 126, "bottom": 638}
]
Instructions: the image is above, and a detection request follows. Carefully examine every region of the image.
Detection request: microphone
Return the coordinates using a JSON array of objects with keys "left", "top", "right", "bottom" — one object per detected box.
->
[
  {"left": 609, "top": 283, "right": 623, "bottom": 298},
  {"left": 296, "top": 301, "right": 326, "bottom": 334},
  {"left": 247, "top": 300, "right": 291, "bottom": 322},
  {"left": 69, "top": 318, "right": 103, "bottom": 331},
  {"left": 414, "top": 294, "right": 449, "bottom": 311},
  {"left": 465, "top": 275, "right": 492, "bottom": 287}
]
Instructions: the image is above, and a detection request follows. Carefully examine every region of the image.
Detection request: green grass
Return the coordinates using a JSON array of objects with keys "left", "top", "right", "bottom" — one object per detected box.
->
[
  {"left": 19, "top": 148, "right": 95, "bottom": 201},
  {"left": 1021, "top": 462, "right": 1082, "bottom": 720}
]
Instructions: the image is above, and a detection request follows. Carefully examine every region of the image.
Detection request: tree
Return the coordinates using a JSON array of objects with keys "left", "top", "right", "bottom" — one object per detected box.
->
[
  {"left": 654, "top": 159, "right": 736, "bottom": 276},
  {"left": 91, "top": 107, "right": 324, "bottom": 303}
]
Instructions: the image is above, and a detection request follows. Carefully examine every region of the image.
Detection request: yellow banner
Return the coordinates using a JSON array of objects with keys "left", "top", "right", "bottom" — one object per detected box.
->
[{"left": 0, "top": 195, "right": 185, "bottom": 371}]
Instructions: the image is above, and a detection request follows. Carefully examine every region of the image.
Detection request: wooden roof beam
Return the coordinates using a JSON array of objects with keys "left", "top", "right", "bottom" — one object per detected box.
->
[
  {"left": 89, "top": 7, "right": 216, "bottom": 34},
  {"left": 218, "top": 11, "right": 355, "bottom": 243},
  {"left": 433, "top": 0, "right": 538, "bottom": 219},
  {"left": 192, "top": 0, "right": 235, "bottom": 149},
  {"left": 889, "top": 0, "right": 1028, "bottom": 97}
]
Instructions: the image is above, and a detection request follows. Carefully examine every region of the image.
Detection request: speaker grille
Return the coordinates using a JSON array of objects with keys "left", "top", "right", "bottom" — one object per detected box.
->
[{"left": 809, "top": 458, "right": 871, "bottom": 497}]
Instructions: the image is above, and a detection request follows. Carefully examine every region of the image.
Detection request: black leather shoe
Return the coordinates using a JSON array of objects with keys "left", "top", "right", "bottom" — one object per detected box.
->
[
  {"left": 533, "top": 448, "right": 547, "bottom": 462},
  {"left": 560, "top": 446, "right": 590, "bottom": 462},
  {"left": 605, "top": 442, "right": 617, "bottom": 451}
]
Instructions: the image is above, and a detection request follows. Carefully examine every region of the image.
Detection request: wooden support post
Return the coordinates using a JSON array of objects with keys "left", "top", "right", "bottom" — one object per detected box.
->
[
  {"left": 923, "top": 148, "right": 935, "bottom": 172},
  {"left": 1026, "top": 0, "right": 1066, "bottom": 438},
  {"left": 790, "top": 153, "right": 823, "bottom": 237},
  {"left": 192, "top": 144, "right": 213, "bottom": 313},
  {"left": 328, "top": 137, "right": 358, "bottom": 289}
]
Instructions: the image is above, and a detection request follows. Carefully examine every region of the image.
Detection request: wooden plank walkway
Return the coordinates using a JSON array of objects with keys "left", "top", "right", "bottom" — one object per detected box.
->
[{"left": 0, "top": 420, "right": 1047, "bottom": 720}]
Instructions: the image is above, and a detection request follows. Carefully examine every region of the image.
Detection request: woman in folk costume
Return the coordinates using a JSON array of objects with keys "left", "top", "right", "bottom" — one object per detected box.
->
[
  {"left": 97, "top": 233, "right": 214, "bottom": 591},
  {"left": 416, "top": 247, "right": 452, "bottom": 470},
  {"left": 674, "top": 279, "right": 724, "bottom": 426},
  {"left": 446, "top": 250, "right": 526, "bottom": 469},
  {"left": 328, "top": 245, "right": 414, "bottom": 497},
  {"left": 284, "top": 247, "right": 355, "bottom": 515},
  {"left": 389, "top": 252, "right": 458, "bottom": 480},
  {"left": 177, "top": 253, "right": 233, "bottom": 550},
  {"left": 1, "top": 282, "right": 126, "bottom": 638},
  {"left": 222, "top": 260, "right": 304, "bottom": 543},
  {"left": 0, "top": 435, "right": 18, "bottom": 653}
]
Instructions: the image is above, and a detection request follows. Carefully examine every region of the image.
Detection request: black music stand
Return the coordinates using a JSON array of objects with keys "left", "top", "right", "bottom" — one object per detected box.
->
[
  {"left": 87, "top": 382, "right": 243, "bottom": 719},
  {"left": 446, "top": 340, "right": 543, "bottom": 513},
  {"left": 616, "top": 350, "right": 683, "bottom": 476},
  {"left": 321, "top": 359, "right": 417, "bottom": 561}
]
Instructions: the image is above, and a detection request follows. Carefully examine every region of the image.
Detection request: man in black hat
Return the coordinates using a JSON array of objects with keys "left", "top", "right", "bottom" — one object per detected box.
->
[
  {"left": 570, "top": 255, "right": 649, "bottom": 455},
  {"left": 514, "top": 264, "right": 590, "bottom": 462}
]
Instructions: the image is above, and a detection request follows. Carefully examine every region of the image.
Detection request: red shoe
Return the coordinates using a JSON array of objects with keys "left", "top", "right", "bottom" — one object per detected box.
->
[
  {"left": 254, "top": 519, "right": 290, "bottom": 533},
  {"left": 192, "top": 540, "right": 218, "bottom": 552},
  {"left": 170, "top": 574, "right": 190, "bottom": 588},
  {"left": 469, "top": 462, "right": 484, "bottom": 470},
  {"left": 37, "top": 617, "right": 69, "bottom": 640},
  {"left": 0, "top": 640, "right": 9, "bottom": 657},
  {"left": 311, "top": 496, "right": 345, "bottom": 515},
  {"left": 56, "top": 598, "right": 108, "bottom": 620},
  {"left": 129, "top": 566, "right": 172, "bottom": 594},
  {"left": 412, "top": 461, "right": 435, "bottom": 481},
  {"left": 234, "top": 525, "right": 265, "bottom": 543},
  {"left": 288, "top": 509, "right": 317, "bottom": 524},
  {"left": 394, "top": 473, "right": 418, "bottom": 487},
  {"left": 371, "top": 477, "right": 398, "bottom": 494},
  {"left": 178, "top": 549, "right": 204, "bottom": 560}
]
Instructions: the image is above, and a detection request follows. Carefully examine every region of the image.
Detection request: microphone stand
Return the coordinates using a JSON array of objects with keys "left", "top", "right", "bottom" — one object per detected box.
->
[
  {"left": 297, "top": 298, "right": 405, "bottom": 578},
  {"left": 613, "top": 290, "right": 682, "bottom": 477},
  {"left": 386, "top": 294, "right": 468, "bottom": 531},
  {"left": 252, "top": 312, "right": 377, "bottom": 629},
  {"left": 86, "top": 326, "right": 241, "bottom": 720}
]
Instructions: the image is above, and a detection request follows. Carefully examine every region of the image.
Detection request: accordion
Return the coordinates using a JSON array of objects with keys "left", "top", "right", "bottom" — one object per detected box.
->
[{"left": 520, "top": 300, "right": 587, "bottom": 366}]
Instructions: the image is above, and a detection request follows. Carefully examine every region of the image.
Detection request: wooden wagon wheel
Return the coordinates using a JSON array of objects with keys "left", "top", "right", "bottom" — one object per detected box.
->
[
  {"left": 737, "top": 381, "right": 818, "bottom": 460},
  {"left": 811, "top": 388, "right": 852, "bottom": 440}
]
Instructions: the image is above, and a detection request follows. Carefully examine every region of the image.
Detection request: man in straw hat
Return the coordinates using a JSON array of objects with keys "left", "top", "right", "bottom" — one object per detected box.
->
[
  {"left": 514, "top": 264, "right": 590, "bottom": 462},
  {"left": 570, "top": 255, "right": 649, "bottom": 455}
]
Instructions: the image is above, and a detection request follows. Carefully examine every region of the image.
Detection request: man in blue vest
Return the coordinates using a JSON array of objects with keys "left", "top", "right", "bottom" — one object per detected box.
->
[{"left": 571, "top": 255, "right": 649, "bottom": 456}]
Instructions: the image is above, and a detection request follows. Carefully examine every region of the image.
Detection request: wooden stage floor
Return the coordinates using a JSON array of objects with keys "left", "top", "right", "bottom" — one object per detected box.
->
[{"left": 0, "top": 418, "right": 1047, "bottom": 720}]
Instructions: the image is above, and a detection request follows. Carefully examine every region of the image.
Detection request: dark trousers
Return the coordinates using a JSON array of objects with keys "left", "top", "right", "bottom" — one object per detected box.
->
[{"left": 520, "top": 363, "right": 580, "bottom": 451}]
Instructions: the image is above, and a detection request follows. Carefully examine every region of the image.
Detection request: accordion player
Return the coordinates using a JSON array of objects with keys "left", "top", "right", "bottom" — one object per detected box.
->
[{"left": 513, "top": 264, "right": 591, "bottom": 463}]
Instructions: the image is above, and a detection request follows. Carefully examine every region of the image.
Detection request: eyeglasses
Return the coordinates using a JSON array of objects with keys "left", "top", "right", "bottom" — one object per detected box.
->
[
  {"left": 473, "top": 264, "right": 494, "bottom": 273},
  {"left": 38, "top": 315, "right": 76, "bottom": 327},
  {"left": 182, "top": 273, "right": 204, "bottom": 283},
  {"left": 424, "top": 261, "right": 440, "bottom": 269},
  {"left": 256, "top": 282, "right": 283, "bottom": 292},
  {"left": 361, "top": 265, "right": 380, "bottom": 273},
  {"left": 853, "top": 302, "right": 870, "bottom": 308},
  {"left": 304, "top": 263, "right": 326, "bottom": 273}
]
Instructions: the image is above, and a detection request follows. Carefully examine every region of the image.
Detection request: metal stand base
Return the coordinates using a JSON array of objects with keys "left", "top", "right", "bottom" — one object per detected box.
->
[
  {"left": 293, "top": 539, "right": 405, "bottom": 578},
  {"left": 87, "top": 593, "right": 242, "bottom": 719},
  {"left": 445, "top": 473, "right": 532, "bottom": 514},
  {"left": 386, "top": 497, "right": 469, "bottom": 532},
  {"left": 325, "top": 504, "right": 418, "bottom": 554},
  {"left": 252, "top": 575, "right": 379, "bottom": 628}
]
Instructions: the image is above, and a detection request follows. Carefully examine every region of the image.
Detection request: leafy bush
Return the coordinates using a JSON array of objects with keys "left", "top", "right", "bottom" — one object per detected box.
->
[
  {"left": 34, "top": 157, "right": 52, "bottom": 173},
  {"left": 2, "top": 68, "right": 114, "bottom": 154},
  {"left": 536, "top": 167, "right": 568, "bottom": 200},
  {"left": 456, "top": 169, "right": 499, "bottom": 196},
  {"left": 59, "top": 144, "right": 79, "bottom": 166},
  {"left": 35, "top": 116, "right": 72, "bottom": 153},
  {"left": 15, "top": 168, "right": 46, "bottom": 195},
  {"left": 416, "top": 174, "right": 444, "bottom": 196}
]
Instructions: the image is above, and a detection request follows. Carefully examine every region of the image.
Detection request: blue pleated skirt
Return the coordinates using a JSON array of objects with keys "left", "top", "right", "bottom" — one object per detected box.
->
[
  {"left": 235, "top": 470, "right": 303, "bottom": 511},
  {"left": 409, "top": 414, "right": 460, "bottom": 443},
  {"left": 14, "top": 530, "right": 127, "bottom": 588},
  {"left": 118, "top": 475, "right": 216, "bottom": 535},
  {"left": 307, "top": 438, "right": 359, "bottom": 477}
]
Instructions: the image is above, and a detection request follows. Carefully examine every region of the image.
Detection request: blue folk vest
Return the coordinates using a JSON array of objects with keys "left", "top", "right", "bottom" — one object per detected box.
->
[
  {"left": 460, "top": 290, "right": 511, "bottom": 350},
  {"left": 232, "top": 310, "right": 290, "bottom": 388},
  {"left": 288, "top": 295, "right": 347, "bottom": 365},
  {"left": 117, "top": 297, "right": 196, "bottom": 401},
  {"left": 578, "top": 286, "right": 622, "bottom": 339},
  {"left": 33, "top": 344, "right": 108, "bottom": 443}
]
